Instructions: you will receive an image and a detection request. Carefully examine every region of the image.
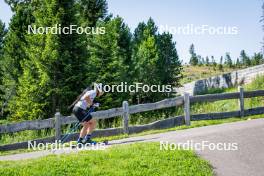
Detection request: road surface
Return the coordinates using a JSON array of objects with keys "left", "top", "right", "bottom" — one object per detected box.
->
[{"left": 1, "top": 118, "right": 264, "bottom": 176}]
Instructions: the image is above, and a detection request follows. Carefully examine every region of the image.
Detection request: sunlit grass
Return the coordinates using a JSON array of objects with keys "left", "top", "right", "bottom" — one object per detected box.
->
[{"left": 0, "top": 143, "right": 213, "bottom": 176}]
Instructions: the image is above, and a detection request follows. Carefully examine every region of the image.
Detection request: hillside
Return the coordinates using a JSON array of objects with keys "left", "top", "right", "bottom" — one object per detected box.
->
[
  {"left": 190, "top": 75, "right": 264, "bottom": 115},
  {"left": 181, "top": 65, "right": 239, "bottom": 84}
]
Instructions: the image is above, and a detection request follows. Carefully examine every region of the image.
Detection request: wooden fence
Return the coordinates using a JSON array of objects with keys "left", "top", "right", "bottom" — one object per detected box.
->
[{"left": 1, "top": 87, "right": 264, "bottom": 151}]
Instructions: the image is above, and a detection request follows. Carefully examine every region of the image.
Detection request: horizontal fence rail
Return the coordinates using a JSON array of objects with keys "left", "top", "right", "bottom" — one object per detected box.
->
[
  {"left": 0, "top": 87, "right": 264, "bottom": 151},
  {"left": 0, "top": 118, "right": 55, "bottom": 134},
  {"left": 190, "top": 90, "right": 264, "bottom": 103}
]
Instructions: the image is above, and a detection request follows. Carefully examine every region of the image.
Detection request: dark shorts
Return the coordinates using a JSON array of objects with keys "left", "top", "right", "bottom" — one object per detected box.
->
[{"left": 73, "top": 106, "right": 94, "bottom": 122}]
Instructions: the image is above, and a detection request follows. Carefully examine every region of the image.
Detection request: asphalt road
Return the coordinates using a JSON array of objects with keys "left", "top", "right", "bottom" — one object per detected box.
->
[{"left": 1, "top": 118, "right": 264, "bottom": 176}]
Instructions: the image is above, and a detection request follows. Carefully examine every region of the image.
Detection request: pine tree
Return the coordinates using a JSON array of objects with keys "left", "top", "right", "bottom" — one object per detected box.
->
[
  {"left": 251, "top": 53, "right": 263, "bottom": 65},
  {"left": 189, "top": 44, "right": 198, "bottom": 66},
  {"left": 132, "top": 18, "right": 160, "bottom": 103},
  {"left": 0, "top": 20, "right": 6, "bottom": 55},
  {"left": 211, "top": 56, "right": 217, "bottom": 67},
  {"left": 87, "top": 17, "right": 132, "bottom": 109},
  {"left": 201, "top": 57, "right": 205, "bottom": 65},
  {"left": 77, "top": 0, "right": 108, "bottom": 27},
  {"left": 132, "top": 18, "right": 157, "bottom": 54},
  {"left": 197, "top": 55, "right": 202, "bottom": 66},
  {"left": 0, "top": 20, "right": 7, "bottom": 117},
  {"left": 86, "top": 17, "right": 132, "bottom": 127},
  {"left": 205, "top": 56, "right": 210, "bottom": 66},
  {"left": 133, "top": 22, "right": 146, "bottom": 48},
  {"left": 1, "top": 1, "right": 34, "bottom": 117},
  {"left": 156, "top": 32, "right": 182, "bottom": 96},
  {"left": 218, "top": 56, "right": 223, "bottom": 71},
  {"left": 240, "top": 50, "right": 251, "bottom": 66},
  {"left": 235, "top": 58, "right": 241, "bottom": 68},
  {"left": 9, "top": 0, "right": 88, "bottom": 120},
  {"left": 135, "top": 29, "right": 159, "bottom": 103},
  {"left": 132, "top": 19, "right": 182, "bottom": 103},
  {"left": 224, "top": 52, "right": 233, "bottom": 68}
]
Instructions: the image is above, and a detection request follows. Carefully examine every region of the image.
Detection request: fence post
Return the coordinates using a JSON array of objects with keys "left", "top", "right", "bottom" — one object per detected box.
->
[
  {"left": 184, "top": 93, "right": 191, "bottom": 126},
  {"left": 55, "top": 110, "right": 62, "bottom": 141},
  {"left": 122, "top": 101, "right": 129, "bottom": 134},
  {"left": 238, "top": 86, "right": 244, "bottom": 117}
]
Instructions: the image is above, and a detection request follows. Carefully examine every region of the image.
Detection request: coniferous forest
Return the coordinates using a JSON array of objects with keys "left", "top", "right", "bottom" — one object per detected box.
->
[
  {"left": 0, "top": 0, "right": 182, "bottom": 125},
  {"left": 0, "top": 0, "right": 263, "bottom": 127}
]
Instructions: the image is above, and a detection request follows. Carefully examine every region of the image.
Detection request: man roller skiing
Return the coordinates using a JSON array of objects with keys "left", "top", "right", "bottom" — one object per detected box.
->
[{"left": 72, "top": 84, "right": 104, "bottom": 145}]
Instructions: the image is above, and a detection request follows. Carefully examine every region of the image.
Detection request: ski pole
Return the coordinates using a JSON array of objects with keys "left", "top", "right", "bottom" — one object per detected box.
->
[{"left": 60, "top": 105, "right": 98, "bottom": 144}]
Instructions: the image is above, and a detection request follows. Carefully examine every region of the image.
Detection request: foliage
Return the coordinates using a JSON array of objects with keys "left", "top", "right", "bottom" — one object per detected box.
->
[
  {"left": 132, "top": 18, "right": 182, "bottom": 104},
  {"left": 8, "top": 0, "right": 88, "bottom": 120},
  {"left": 188, "top": 44, "right": 263, "bottom": 70},
  {"left": 224, "top": 52, "right": 233, "bottom": 68},
  {"left": 240, "top": 50, "right": 251, "bottom": 66},
  {"left": 0, "top": 20, "right": 7, "bottom": 117},
  {"left": 77, "top": 0, "right": 108, "bottom": 27},
  {"left": 189, "top": 43, "right": 198, "bottom": 66},
  {"left": 1, "top": 1, "right": 35, "bottom": 119},
  {"left": 1, "top": 0, "right": 263, "bottom": 126},
  {"left": 86, "top": 16, "right": 133, "bottom": 127}
]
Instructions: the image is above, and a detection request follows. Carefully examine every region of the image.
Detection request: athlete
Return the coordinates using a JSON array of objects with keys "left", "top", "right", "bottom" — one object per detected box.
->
[{"left": 72, "top": 84, "right": 104, "bottom": 144}]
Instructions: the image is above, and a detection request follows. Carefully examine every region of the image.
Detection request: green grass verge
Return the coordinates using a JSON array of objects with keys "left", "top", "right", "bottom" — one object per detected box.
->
[{"left": 0, "top": 142, "right": 213, "bottom": 176}]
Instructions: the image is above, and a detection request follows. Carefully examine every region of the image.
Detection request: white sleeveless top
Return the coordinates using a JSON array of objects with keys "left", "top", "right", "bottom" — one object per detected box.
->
[{"left": 75, "top": 90, "right": 97, "bottom": 110}]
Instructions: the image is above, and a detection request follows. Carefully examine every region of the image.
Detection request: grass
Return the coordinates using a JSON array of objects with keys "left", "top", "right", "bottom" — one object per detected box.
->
[
  {"left": 0, "top": 129, "right": 55, "bottom": 145},
  {"left": 190, "top": 76, "right": 264, "bottom": 115},
  {"left": 0, "top": 142, "right": 213, "bottom": 176}
]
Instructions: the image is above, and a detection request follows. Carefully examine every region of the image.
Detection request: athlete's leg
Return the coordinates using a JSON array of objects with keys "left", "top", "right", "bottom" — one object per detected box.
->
[
  {"left": 77, "top": 122, "right": 89, "bottom": 143},
  {"left": 87, "top": 119, "right": 97, "bottom": 134},
  {"left": 80, "top": 122, "right": 90, "bottom": 137},
  {"left": 84, "top": 119, "right": 97, "bottom": 143}
]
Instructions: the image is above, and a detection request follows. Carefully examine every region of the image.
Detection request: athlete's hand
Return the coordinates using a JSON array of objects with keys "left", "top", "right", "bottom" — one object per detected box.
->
[{"left": 93, "top": 103, "right": 100, "bottom": 107}]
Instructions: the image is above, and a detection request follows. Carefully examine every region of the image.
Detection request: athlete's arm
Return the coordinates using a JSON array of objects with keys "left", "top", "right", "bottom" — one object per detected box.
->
[{"left": 84, "top": 96, "right": 93, "bottom": 106}]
